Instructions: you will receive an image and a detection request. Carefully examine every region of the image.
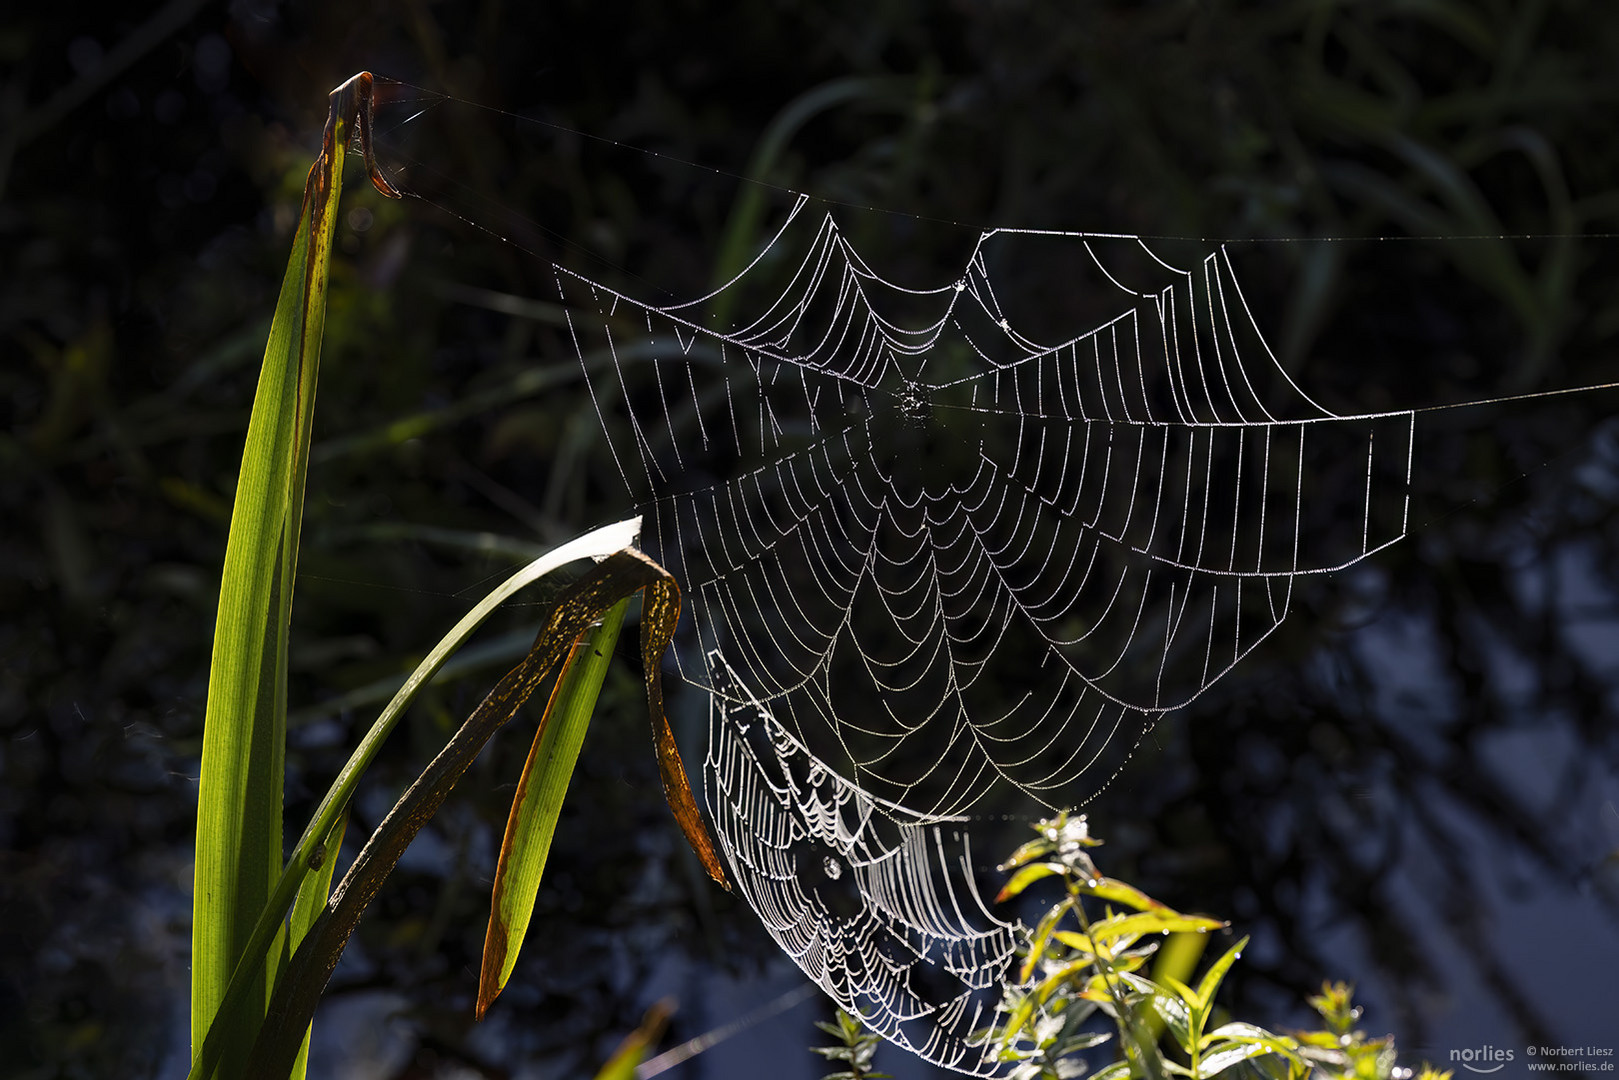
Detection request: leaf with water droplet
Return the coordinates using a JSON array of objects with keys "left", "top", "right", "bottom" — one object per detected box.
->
[{"left": 1194, "top": 934, "right": 1250, "bottom": 1014}]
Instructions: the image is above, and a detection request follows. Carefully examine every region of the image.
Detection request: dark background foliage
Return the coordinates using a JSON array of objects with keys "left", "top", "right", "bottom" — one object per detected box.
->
[{"left": 3, "top": 1, "right": 1617, "bottom": 1077}]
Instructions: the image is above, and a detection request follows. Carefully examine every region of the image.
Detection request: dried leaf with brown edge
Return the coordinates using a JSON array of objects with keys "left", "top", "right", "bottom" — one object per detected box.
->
[{"left": 639, "top": 571, "right": 731, "bottom": 890}]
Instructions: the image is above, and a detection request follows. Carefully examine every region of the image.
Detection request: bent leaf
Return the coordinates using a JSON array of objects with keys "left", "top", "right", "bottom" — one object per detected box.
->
[
  {"left": 639, "top": 573, "right": 730, "bottom": 888},
  {"left": 246, "top": 549, "right": 728, "bottom": 1079},
  {"left": 187, "top": 517, "right": 641, "bottom": 1080}
]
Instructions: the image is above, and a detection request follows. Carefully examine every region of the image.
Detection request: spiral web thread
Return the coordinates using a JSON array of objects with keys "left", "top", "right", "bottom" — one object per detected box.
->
[{"left": 556, "top": 198, "right": 1413, "bottom": 1073}]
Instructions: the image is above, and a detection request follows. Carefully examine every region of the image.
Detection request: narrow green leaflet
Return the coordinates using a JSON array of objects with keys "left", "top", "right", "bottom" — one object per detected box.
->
[
  {"left": 1195, "top": 936, "right": 1250, "bottom": 1012},
  {"left": 1082, "top": 877, "right": 1170, "bottom": 912},
  {"left": 1058, "top": 911, "right": 1227, "bottom": 948}
]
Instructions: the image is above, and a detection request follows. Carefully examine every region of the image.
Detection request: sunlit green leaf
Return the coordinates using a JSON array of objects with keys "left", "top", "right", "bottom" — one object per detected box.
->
[
  {"left": 190, "top": 73, "right": 357, "bottom": 1079},
  {"left": 1062, "top": 911, "right": 1226, "bottom": 947},
  {"left": 997, "top": 861, "right": 1062, "bottom": 902},
  {"left": 1194, "top": 935, "right": 1250, "bottom": 1014},
  {"left": 1159, "top": 973, "right": 1201, "bottom": 1011},
  {"left": 1080, "top": 877, "right": 1170, "bottom": 911},
  {"left": 477, "top": 598, "right": 628, "bottom": 1018},
  {"left": 1150, "top": 991, "right": 1193, "bottom": 1053},
  {"left": 1199, "top": 1041, "right": 1280, "bottom": 1076},
  {"left": 1021, "top": 903, "right": 1069, "bottom": 981}
]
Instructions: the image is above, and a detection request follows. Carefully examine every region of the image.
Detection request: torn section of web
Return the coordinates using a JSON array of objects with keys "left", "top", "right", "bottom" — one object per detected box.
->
[{"left": 705, "top": 650, "right": 1022, "bottom": 1077}]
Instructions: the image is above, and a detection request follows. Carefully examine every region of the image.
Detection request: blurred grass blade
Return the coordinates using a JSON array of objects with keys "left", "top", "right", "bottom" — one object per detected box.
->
[
  {"left": 190, "top": 71, "right": 396, "bottom": 1078},
  {"left": 477, "top": 597, "right": 629, "bottom": 1019},
  {"left": 707, "top": 76, "right": 908, "bottom": 327},
  {"left": 593, "top": 1000, "right": 674, "bottom": 1080},
  {"left": 188, "top": 515, "right": 641, "bottom": 1080}
]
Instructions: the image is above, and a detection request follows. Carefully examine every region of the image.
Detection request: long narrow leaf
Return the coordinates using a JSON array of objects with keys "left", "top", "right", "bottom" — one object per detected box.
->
[
  {"left": 1057, "top": 911, "right": 1227, "bottom": 947},
  {"left": 190, "top": 79, "right": 351, "bottom": 1076},
  {"left": 477, "top": 597, "right": 629, "bottom": 1018},
  {"left": 190, "top": 70, "right": 398, "bottom": 1079},
  {"left": 638, "top": 576, "right": 729, "bottom": 888}
]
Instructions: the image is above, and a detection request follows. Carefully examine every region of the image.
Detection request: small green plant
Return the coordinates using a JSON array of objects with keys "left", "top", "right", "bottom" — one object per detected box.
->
[
  {"left": 987, "top": 813, "right": 1451, "bottom": 1080},
  {"left": 813, "top": 1008, "right": 892, "bottom": 1080}
]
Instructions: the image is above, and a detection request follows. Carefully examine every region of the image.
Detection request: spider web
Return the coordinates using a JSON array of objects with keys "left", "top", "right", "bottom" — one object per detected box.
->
[
  {"left": 553, "top": 199, "right": 1416, "bottom": 1073},
  {"left": 558, "top": 196, "right": 1414, "bottom": 818}
]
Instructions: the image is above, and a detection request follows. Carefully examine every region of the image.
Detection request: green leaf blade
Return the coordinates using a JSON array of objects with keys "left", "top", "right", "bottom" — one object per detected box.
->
[
  {"left": 1195, "top": 935, "right": 1250, "bottom": 1013},
  {"left": 996, "top": 861, "right": 1061, "bottom": 902},
  {"left": 476, "top": 597, "right": 629, "bottom": 1018},
  {"left": 191, "top": 71, "right": 365, "bottom": 1076},
  {"left": 190, "top": 167, "right": 326, "bottom": 1074}
]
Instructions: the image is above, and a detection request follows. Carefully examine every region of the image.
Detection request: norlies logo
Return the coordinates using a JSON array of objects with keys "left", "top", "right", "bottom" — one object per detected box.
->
[{"left": 1452, "top": 1046, "right": 1516, "bottom": 1074}]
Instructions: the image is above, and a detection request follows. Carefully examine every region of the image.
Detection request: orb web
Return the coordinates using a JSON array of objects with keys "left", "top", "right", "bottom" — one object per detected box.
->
[{"left": 557, "top": 198, "right": 1413, "bottom": 818}]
